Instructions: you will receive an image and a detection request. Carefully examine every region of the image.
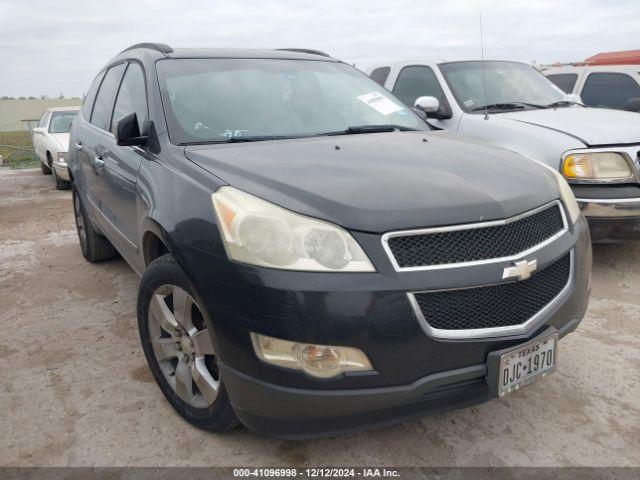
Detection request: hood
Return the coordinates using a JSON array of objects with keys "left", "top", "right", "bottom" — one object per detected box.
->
[
  {"left": 185, "top": 131, "right": 559, "bottom": 233},
  {"left": 500, "top": 107, "right": 640, "bottom": 147},
  {"left": 50, "top": 133, "right": 70, "bottom": 152}
]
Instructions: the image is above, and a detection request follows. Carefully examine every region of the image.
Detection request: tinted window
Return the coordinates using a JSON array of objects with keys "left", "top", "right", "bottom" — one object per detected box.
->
[
  {"left": 582, "top": 72, "right": 640, "bottom": 109},
  {"left": 546, "top": 73, "right": 578, "bottom": 93},
  {"left": 370, "top": 67, "right": 390, "bottom": 86},
  {"left": 91, "top": 63, "right": 126, "bottom": 130},
  {"left": 49, "top": 111, "right": 78, "bottom": 133},
  {"left": 82, "top": 70, "right": 106, "bottom": 119},
  {"left": 111, "top": 63, "right": 148, "bottom": 134},
  {"left": 393, "top": 66, "right": 446, "bottom": 107}
]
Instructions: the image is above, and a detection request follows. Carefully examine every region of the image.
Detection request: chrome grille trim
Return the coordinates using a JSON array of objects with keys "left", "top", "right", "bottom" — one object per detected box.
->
[
  {"left": 407, "top": 249, "right": 574, "bottom": 340},
  {"left": 381, "top": 200, "right": 569, "bottom": 272}
]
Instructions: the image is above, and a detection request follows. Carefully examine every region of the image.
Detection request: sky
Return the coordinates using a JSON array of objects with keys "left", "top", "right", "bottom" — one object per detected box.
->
[{"left": 1, "top": 0, "right": 639, "bottom": 97}]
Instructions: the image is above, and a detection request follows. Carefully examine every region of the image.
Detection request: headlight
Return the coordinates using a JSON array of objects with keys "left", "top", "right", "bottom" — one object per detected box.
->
[
  {"left": 563, "top": 152, "right": 632, "bottom": 180},
  {"left": 556, "top": 173, "right": 581, "bottom": 224},
  {"left": 56, "top": 152, "right": 67, "bottom": 162},
  {"left": 251, "top": 333, "right": 373, "bottom": 378},
  {"left": 211, "top": 186, "right": 374, "bottom": 272}
]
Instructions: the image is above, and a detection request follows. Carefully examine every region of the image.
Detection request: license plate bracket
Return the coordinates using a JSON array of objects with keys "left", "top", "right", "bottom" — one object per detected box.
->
[{"left": 485, "top": 327, "right": 559, "bottom": 398}]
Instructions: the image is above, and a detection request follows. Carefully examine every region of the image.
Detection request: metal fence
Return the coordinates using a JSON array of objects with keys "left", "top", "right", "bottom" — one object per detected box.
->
[{"left": 0, "top": 99, "right": 82, "bottom": 132}]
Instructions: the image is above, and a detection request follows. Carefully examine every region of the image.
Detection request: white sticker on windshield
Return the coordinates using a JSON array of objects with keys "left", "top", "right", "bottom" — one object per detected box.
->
[{"left": 357, "top": 92, "right": 403, "bottom": 116}]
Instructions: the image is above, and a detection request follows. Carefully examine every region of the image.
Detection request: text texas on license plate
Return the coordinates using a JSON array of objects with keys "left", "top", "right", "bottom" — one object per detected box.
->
[{"left": 498, "top": 333, "right": 558, "bottom": 397}]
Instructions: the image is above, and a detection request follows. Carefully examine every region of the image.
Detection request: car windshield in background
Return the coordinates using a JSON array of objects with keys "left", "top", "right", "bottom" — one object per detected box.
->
[
  {"left": 156, "top": 58, "right": 426, "bottom": 144},
  {"left": 439, "top": 61, "right": 565, "bottom": 113},
  {"left": 49, "top": 111, "right": 77, "bottom": 133}
]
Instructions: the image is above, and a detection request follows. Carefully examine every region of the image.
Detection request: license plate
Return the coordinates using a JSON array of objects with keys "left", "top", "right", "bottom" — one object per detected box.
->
[{"left": 498, "top": 333, "right": 558, "bottom": 397}]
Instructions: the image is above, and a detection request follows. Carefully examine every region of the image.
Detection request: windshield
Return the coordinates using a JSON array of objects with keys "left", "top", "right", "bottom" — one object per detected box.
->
[
  {"left": 439, "top": 61, "right": 564, "bottom": 112},
  {"left": 156, "top": 58, "right": 426, "bottom": 144},
  {"left": 49, "top": 111, "right": 78, "bottom": 133}
]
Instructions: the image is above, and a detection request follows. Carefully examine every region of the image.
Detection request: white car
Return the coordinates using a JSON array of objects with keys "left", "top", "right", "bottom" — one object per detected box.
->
[
  {"left": 369, "top": 60, "right": 640, "bottom": 241},
  {"left": 32, "top": 106, "right": 80, "bottom": 189},
  {"left": 542, "top": 64, "right": 640, "bottom": 112}
]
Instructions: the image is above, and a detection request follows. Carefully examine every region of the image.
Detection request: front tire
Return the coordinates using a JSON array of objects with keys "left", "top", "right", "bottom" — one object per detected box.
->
[
  {"left": 72, "top": 186, "right": 118, "bottom": 262},
  {"left": 137, "top": 254, "right": 239, "bottom": 432},
  {"left": 41, "top": 159, "right": 52, "bottom": 175}
]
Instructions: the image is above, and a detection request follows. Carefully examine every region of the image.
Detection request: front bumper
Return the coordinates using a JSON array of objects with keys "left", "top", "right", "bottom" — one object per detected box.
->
[
  {"left": 222, "top": 320, "right": 580, "bottom": 438},
  {"left": 578, "top": 199, "right": 640, "bottom": 241},
  {"left": 573, "top": 186, "right": 640, "bottom": 241},
  {"left": 577, "top": 197, "right": 640, "bottom": 218},
  {"left": 177, "top": 214, "right": 591, "bottom": 437},
  {"left": 53, "top": 160, "right": 70, "bottom": 181}
]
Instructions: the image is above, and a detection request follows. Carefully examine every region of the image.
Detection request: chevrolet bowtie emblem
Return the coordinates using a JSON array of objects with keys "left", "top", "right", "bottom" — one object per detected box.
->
[{"left": 502, "top": 259, "right": 537, "bottom": 281}]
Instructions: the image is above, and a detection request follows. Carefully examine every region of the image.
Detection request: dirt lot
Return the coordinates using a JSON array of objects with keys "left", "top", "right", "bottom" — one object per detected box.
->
[{"left": 0, "top": 168, "right": 639, "bottom": 467}]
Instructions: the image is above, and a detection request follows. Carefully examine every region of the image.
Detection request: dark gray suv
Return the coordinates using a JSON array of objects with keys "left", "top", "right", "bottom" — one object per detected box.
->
[{"left": 68, "top": 43, "right": 591, "bottom": 437}]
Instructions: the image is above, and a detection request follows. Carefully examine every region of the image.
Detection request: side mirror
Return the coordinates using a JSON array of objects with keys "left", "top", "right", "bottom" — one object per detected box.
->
[
  {"left": 563, "top": 93, "right": 583, "bottom": 104},
  {"left": 414, "top": 96, "right": 452, "bottom": 120},
  {"left": 116, "top": 112, "right": 148, "bottom": 147},
  {"left": 624, "top": 97, "right": 640, "bottom": 112},
  {"left": 414, "top": 96, "right": 440, "bottom": 113},
  {"left": 32, "top": 127, "right": 45, "bottom": 134}
]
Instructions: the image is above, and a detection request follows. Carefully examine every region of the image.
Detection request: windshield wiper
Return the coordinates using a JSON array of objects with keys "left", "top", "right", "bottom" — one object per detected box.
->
[
  {"left": 225, "top": 135, "right": 298, "bottom": 143},
  {"left": 179, "top": 125, "right": 420, "bottom": 145},
  {"left": 347, "top": 124, "right": 419, "bottom": 134},
  {"left": 472, "top": 102, "right": 545, "bottom": 112},
  {"left": 179, "top": 135, "right": 300, "bottom": 145},
  {"left": 546, "top": 100, "right": 585, "bottom": 108},
  {"left": 318, "top": 124, "right": 420, "bottom": 136}
]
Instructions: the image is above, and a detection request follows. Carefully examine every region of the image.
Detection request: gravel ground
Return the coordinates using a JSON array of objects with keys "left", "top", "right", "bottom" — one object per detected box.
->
[{"left": 0, "top": 168, "right": 638, "bottom": 467}]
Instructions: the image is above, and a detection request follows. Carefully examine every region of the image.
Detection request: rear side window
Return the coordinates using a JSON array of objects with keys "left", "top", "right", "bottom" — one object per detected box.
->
[
  {"left": 110, "top": 62, "right": 148, "bottom": 135},
  {"left": 82, "top": 70, "right": 106, "bottom": 120},
  {"left": 546, "top": 73, "right": 578, "bottom": 93},
  {"left": 91, "top": 63, "right": 126, "bottom": 131},
  {"left": 393, "top": 66, "right": 447, "bottom": 107},
  {"left": 581, "top": 72, "right": 640, "bottom": 109},
  {"left": 370, "top": 67, "right": 390, "bottom": 86}
]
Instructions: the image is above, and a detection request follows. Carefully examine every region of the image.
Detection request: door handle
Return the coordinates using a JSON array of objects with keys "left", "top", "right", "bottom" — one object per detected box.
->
[
  {"left": 93, "top": 156, "right": 105, "bottom": 173},
  {"left": 75, "top": 142, "right": 83, "bottom": 150}
]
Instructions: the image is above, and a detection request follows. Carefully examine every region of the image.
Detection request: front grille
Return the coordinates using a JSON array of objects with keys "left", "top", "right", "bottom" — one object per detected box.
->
[
  {"left": 386, "top": 202, "right": 565, "bottom": 269},
  {"left": 412, "top": 253, "right": 571, "bottom": 332}
]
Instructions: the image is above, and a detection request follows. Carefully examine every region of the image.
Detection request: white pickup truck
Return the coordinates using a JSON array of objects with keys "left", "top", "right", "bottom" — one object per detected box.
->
[{"left": 369, "top": 60, "right": 640, "bottom": 241}]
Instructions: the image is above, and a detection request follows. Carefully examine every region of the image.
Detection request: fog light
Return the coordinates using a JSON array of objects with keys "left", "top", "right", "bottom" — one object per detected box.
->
[
  {"left": 250, "top": 333, "right": 373, "bottom": 378},
  {"left": 297, "top": 344, "right": 342, "bottom": 377}
]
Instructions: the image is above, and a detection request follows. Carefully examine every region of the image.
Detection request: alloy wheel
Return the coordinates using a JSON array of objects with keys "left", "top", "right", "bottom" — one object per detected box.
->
[{"left": 148, "top": 284, "right": 220, "bottom": 408}]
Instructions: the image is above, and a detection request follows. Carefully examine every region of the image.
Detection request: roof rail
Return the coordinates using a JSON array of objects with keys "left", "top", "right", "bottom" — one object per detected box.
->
[
  {"left": 276, "top": 48, "right": 331, "bottom": 58},
  {"left": 120, "top": 43, "right": 173, "bottom": 55}
]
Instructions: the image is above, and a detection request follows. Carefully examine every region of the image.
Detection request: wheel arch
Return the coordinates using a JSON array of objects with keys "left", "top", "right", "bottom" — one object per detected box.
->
[{"left": 141, "top": 218, "right": 172, "bottom": 267}]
